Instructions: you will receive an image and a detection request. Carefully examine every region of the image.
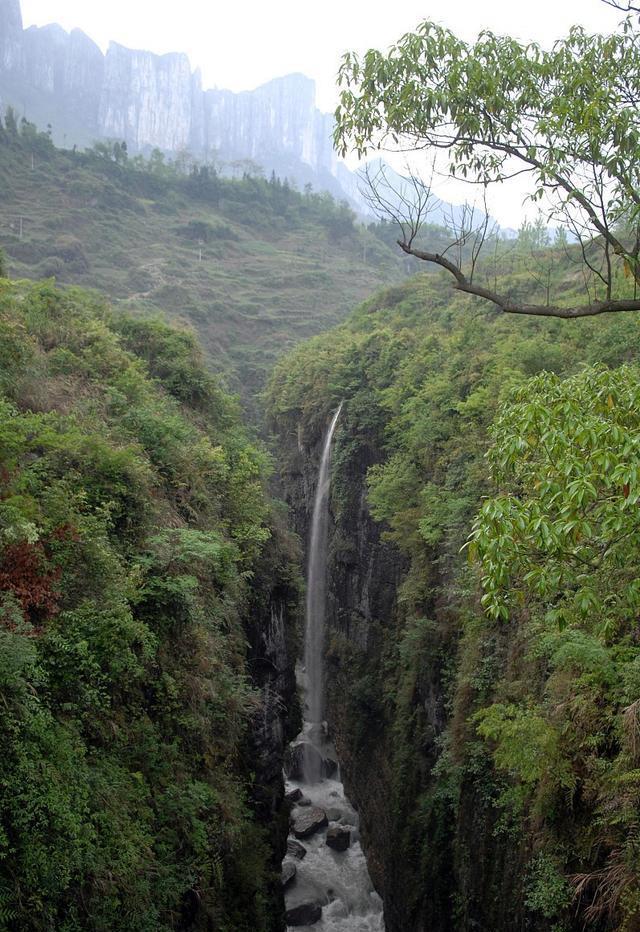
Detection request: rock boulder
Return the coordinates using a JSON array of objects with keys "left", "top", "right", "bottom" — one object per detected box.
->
[
  {"left": 292, "top": 806, "right": 328, "bottom": 839},
  {"left": 326, "top": 825, "right": 351, "bottom": 852},
  {"left": 285, "top": 902, "right": 322, "bottom": 926},
  {"left": 282, "top": 860, "right": 297, "bottom": 888},
  {"left": 287, "top": 839, "right": 307, "bottom": 860}
]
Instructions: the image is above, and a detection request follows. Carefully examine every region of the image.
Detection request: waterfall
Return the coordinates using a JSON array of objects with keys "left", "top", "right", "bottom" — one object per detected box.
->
[
  {"left": 282, "top": 403, "right": 384, "bottom": 931},
  {"left": 303, "top": 403, "right": 342, "bottom": 781}
]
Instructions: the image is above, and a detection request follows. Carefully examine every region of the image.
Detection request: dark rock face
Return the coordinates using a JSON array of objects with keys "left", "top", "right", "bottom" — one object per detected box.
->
[
  {"left": 285, "top": 787, "right": 303, "bottom": 804},
  {"left": 285, "top": 902, "right": 322, "bottom": 926},
  {"left": 282, "top": 860, "right": 297, "bottom": 888},
  {"left": 242, "top": 530, "right": 301, "bottom": 932},
  {"left": 323, "top": 756, "right": 338, "bottom": 777},
  {"left": 287, "top": 839, "right": 307, "bottom": 860},
  {"left": 284, "top": 741, "right": 320, "bottom": 781},
  {"left": 292, "top": 807, "right": 328, "bottom": 839},
  {"left": 272, "top": 409, "right": 445, "bottom": 930},
  {"left": 284, "top": 741, "right": 339, "bottom": 781},
  {"left": 326, "top": 825, "right": 351, "bottom": 852}
]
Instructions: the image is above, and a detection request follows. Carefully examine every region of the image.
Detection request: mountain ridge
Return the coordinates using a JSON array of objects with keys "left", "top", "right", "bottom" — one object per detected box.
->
[{"left": 0, "top": 0, "right": 361, "bottom": 205}]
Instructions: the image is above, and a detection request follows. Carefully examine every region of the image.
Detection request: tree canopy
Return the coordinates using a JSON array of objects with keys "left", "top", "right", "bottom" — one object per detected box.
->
[{"left": 334, "top": 14, "right": 640, "bottom": 318}]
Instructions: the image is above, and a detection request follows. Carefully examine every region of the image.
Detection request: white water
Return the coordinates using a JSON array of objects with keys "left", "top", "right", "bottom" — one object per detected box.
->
[
  {"left": 284, "top": 405, "right": 385, "bottom": 931},
  {"left": 284, "top": 773, "right": 385, "bottom": 932}
]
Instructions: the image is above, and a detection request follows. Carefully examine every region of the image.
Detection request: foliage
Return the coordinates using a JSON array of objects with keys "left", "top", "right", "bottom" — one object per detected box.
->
[
  {"left": 334, "top": 15, "right": 640, "bottom": 317},
  {"left": 525, "top": 853, "right": 572, "bottom": 921},
  {"left": 470, "top": 365, "right": 640, "bottom": 628},
  {"left": 268, "top": 262, "right": 640, "bottom": 928},
  {"left": 0, "top": 278, "right": 282, "bottom": 930}
]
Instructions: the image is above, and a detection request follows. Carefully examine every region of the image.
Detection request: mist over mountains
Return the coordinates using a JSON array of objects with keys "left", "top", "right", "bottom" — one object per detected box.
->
[{"left": 0, "top": 0, "right": 363, "bottom": 205}]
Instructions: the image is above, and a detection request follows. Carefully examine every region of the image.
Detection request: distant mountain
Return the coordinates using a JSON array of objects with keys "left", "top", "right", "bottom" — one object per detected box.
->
[{"left": 0, "top": 0, "right": 363, "bottom": 206}]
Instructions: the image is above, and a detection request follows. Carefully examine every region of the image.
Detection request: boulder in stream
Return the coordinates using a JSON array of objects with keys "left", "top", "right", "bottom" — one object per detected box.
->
[
  {"left": 326, "top": 825, "right": 351, "bottom": 852},
  {"left": 326, "top": 807, "right": 342, "bottom": 822},
  {"left": 285, "top": 902, "right": 322, "bottom": 926},
  {"left": 285, "top": 787, "right": 302, "bottom": 804},
  {"left": 287, "top": 839, "right": 307, "bottom": 860},
  {"left": 292, "top": 806, "right": 328, "bottom": 839},
  {"left": 282, "top": 860, "right": 297, "bottom": 888}
]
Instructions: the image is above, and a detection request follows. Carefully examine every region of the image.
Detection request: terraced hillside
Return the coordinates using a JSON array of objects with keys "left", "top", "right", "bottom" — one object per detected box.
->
[{"left": 0, "top": 122, "right": 407, "bottom": 411}]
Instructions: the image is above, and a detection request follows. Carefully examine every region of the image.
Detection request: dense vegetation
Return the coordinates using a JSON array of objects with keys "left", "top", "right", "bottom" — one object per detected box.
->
[
  {"left": 0, "top": 275, "right": 298, "bottom": 931},
  {"left": 267, "top": 259, "right": 640, "bottom": 929},
  {"left": 4, "top": 7, "right": 640, "bottom": 929},
  {"left": 0, "top": 111, "right": 407, "bottom": 411}
]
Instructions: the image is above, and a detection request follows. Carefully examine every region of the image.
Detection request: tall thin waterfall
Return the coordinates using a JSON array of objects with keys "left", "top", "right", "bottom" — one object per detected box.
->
[
  {"left": 303, "top": 404, "right": 342, "bottom": 782},
  {"left": 283, "top": 403, "right": 385, "bottom": 930}
]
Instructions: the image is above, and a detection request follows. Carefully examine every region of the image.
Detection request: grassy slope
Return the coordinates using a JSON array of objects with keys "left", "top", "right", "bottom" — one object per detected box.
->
[{"left": 0, "top": 135, "right": 405, "bottom": 411}]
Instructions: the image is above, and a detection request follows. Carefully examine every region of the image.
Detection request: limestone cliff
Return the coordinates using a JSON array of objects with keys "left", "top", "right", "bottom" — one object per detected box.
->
[
  {"left": 0, "top": 0, "right": 22, "bottom": 71},
  {"left": 0, "top": 1, "right": 359, "bottom": 204}
]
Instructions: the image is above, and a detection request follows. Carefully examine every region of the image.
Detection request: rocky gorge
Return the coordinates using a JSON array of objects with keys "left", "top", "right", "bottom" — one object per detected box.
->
[
  {"left": 264, "top": 272, "right": 640, "bottom": 931},
  {"left": 279, "top": 408, "right": 384, "bottom": 930}
]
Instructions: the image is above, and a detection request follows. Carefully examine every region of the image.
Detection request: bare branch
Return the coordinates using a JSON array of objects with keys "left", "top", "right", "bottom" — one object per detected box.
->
[
  {"left": 602, "top": 0, "right": 640, "bottom": 12},
  {"left": 397, "top": 239, "right": 640, "bottom": 318}
]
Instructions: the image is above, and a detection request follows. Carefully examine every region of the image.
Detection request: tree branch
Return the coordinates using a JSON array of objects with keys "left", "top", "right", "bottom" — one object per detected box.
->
[
  {"left": 602, "top": 1, "right": 640, "bottom": 12},
  {"left": 397, "top": 240, "right": 640, "bottom": 318}
]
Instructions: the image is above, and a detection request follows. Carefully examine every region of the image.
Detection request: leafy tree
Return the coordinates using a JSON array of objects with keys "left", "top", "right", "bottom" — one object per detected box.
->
[
  {"left": 470, "top": 365, "right": 640, "bottom": 629},
  {"left": 334, "top": 15, "right": 640, "bottom": 318}
]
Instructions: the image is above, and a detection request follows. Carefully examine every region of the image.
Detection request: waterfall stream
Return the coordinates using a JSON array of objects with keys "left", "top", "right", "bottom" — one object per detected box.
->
[
  {"left": 283, "top": 406, "right": 385, "bottom": 931},
  {"left": 303, "top": 402, "right": 342, "bottom": 781}
]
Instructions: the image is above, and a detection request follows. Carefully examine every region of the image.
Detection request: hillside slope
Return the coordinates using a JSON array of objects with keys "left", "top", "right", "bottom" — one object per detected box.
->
[
  {"left": 0, "top": 121, "right": 405, "bottom": 410},
  {"left": 0, "top": 275, "right": 300, "bottom": 931}
]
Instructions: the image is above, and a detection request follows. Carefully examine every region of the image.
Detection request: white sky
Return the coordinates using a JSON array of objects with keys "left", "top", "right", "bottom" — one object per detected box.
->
[{"left": 19, "top": 1, "right": 625, "bottom": 226}]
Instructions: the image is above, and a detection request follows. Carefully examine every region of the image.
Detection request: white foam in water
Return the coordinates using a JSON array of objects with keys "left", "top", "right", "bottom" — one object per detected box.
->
[{"left": 284, "top": 771, "right": 385, "bottom": 931}]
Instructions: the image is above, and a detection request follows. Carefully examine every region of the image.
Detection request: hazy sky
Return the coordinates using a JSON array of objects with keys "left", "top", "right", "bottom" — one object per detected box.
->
[
  {"left": 19, "top": 1, "right": 620, "bottom": 111},
  {"left": 18, "top": 0, "right": 625, "bottom": 226}
]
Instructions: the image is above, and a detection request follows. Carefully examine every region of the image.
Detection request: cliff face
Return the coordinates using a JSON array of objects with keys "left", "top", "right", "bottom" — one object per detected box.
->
[
  {"left": 244, "top": 526, "right": 302, "bottom": 932},
  {"left": 202, "top": 74, "right": 337, "bottom": 173},
  {"left": 99, "top": 43, "right": 196, "bottom": 152},
  {"left": 0, "top": 2, "right": 356, "bottom": 203},
  {"left": 0, "top": 0, "right": 21, "bottom": 71}
]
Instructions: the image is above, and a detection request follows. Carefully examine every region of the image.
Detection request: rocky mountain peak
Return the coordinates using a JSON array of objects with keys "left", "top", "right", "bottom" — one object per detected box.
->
[{"left": 0, "top": 0, "right": 365, "bottom": 207}]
